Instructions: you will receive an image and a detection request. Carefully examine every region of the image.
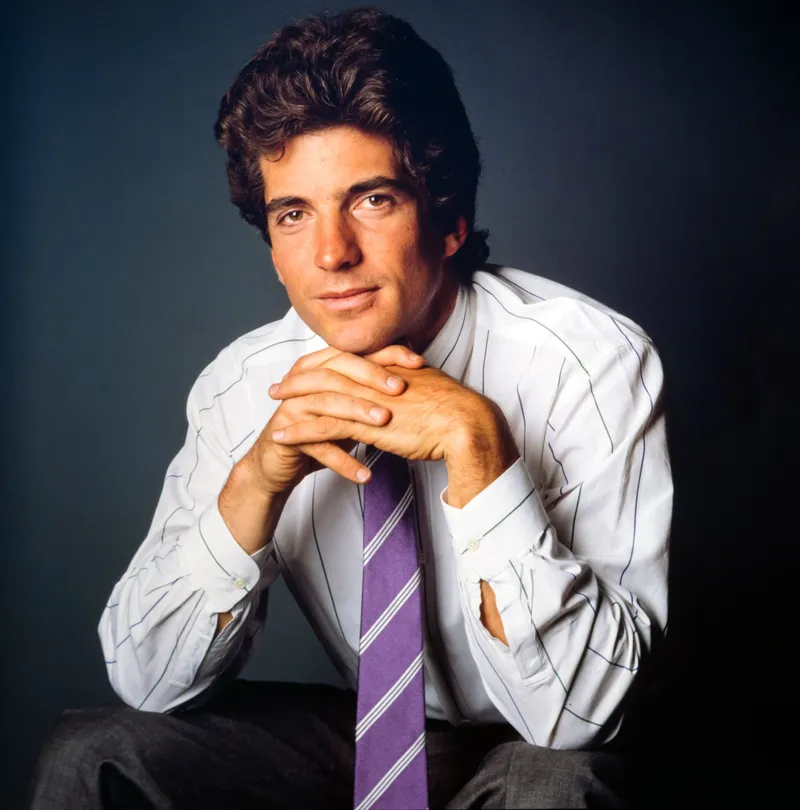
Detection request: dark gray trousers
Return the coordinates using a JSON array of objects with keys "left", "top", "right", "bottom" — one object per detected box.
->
[{"left": 28, "top": 680, "right": 626, "bottom": 809}]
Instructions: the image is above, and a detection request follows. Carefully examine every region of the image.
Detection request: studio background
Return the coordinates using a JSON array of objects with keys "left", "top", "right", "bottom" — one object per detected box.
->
[{"left": 2, "top": 1, "right": 797, "bottom": 806}]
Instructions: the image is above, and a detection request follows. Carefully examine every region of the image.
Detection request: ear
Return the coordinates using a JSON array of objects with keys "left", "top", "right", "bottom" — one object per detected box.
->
[
  {"left": 443, "top": 216, "right": 468, "bottom": 259},
  {"left": 271, "top": 249, "right": 285, "bottom": 286}
]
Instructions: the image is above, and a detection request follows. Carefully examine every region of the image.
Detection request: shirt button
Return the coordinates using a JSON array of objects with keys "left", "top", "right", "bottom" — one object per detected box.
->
[
  {"left": 466, "top": 538, "right": 481, "bottom": 552},
  {"left": 234, "top": 577, "right": 247, "bottom": 589}
]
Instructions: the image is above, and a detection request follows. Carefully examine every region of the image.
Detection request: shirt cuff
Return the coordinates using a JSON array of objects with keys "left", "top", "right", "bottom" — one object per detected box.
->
[
  {"left": 178, "top": 499, "right": 265, "bottom": 613},
  {"left": 440, "top": 458, "right": 550, "bottom": 579}
]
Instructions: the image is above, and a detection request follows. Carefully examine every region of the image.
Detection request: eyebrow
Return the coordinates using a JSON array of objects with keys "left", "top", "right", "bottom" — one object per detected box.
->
[{"left": 264, "top": 175, "right": 417, "bottom": 219}]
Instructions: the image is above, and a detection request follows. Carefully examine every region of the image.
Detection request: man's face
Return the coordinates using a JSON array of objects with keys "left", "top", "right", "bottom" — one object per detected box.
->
[{"left": 259, "top": 126, "right": 463, "bottom": 355}]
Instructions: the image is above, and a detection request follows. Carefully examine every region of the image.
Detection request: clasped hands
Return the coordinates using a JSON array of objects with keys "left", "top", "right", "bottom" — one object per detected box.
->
[{"left": 240, "top": 343, "right": 519, "bottom": 504}]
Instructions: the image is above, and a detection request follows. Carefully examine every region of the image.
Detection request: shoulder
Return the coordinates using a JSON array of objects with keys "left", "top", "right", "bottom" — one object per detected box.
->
[
  {"left": 471, "top": 264, "right": 655, "bottom": 375},
  {"left": 227, "top": 308, "right": 324, "bottom": 369}
]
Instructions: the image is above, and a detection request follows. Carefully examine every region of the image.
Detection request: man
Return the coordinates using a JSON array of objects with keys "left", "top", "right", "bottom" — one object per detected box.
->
[{"left": 30, "top": 8, "right": 671, "bottom": 809}]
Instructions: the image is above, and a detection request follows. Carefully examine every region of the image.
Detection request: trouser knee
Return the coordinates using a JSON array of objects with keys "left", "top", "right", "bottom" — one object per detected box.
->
[{"left": 30, "top": 706, "right": 169, "bottom": 809}]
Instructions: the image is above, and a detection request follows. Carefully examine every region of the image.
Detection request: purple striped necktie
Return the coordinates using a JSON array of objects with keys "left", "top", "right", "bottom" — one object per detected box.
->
[{"left": 353, "top": 448, "right": 428, "bottom": 810}]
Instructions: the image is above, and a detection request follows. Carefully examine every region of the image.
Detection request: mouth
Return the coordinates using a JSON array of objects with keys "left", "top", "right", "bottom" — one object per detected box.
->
[{"left": 317, "top": 287, "right": 379, "bottom": 312}]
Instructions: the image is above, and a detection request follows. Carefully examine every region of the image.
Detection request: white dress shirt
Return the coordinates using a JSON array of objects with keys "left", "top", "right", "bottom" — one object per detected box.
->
[{"left": 99, "top": 264, "right": 671, "bottom": 749}]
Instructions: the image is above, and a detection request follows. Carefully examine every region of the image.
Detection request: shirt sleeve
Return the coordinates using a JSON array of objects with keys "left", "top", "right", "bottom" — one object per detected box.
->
[
  {"left": 98, "top": 347, "right": 280, "bottom": 712},
  {"left": 440, "top": 339, "right": 671, "bottom": 748}
]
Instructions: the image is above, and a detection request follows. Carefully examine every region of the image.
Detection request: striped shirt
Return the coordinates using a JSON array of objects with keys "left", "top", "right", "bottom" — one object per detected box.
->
[{"left": 99, "top": 264, "right": 671, "bottom": 749}]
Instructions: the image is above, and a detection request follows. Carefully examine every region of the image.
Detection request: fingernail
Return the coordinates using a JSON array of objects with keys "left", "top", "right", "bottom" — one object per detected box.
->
[
  {"left": 272, "top": 430, "right": 284, "bottom": 440},
  {"left": 356, "top": 468, "right": 370, "bottom": 482},
  {"left": 269, "top": 384, "right": 279, "bottom": 396},
  {"left": 386, "top": 375, "right": 402, "bottom": 390},
  {"left": 408, "top": 351, "right": 422, "bottom": 362},
  {"left": 369, "top": 407, "right": 384, "bottom": 421}
]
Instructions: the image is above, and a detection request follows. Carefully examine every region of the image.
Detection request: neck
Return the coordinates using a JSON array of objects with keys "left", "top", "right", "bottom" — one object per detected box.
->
[{"left": 405, "top": 271, "right": 460, "bottom": 354}]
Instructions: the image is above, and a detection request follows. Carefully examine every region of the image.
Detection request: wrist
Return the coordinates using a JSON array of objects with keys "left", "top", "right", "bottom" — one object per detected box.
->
[
  {"left": 230, "top": 453, "right": 284, "bottom": 500},
  {"left": 219, "top": 460, "right": 289, "bottom": 555},
  {"left": 444, "top": 398, "right": 519, "bottom": 508}
]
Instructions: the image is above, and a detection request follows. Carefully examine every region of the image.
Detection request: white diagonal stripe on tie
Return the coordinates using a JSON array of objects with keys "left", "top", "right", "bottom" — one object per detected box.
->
[
  {"left": 360, "top": 569, "right": 421, "bottom": 653},
  {"left": 354, "top": 731, "right": 427, "bottom": 810},
  {"left": 365, "top": 448, "right": 385, "bottom": 468},
  {"left": 364, "top": 483, "right": 412, "bottom": 554},
  {"left": 355, "top": 650, "right": 424, "bottom": 741},
  {"left": 363, "top": 485, "right": 413, "bottom": 565}
]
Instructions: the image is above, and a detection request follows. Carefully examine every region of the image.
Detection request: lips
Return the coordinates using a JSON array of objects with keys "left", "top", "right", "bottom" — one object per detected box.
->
[
  {"left": 318, "top": 287, "right": 377, "bottom": 299},
  {"left": 317, "top": 287, "right": 378, "bottom": 311}
]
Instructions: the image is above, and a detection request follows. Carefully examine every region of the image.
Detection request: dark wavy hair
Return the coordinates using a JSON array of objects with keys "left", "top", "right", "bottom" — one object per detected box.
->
[{"left": 213, "top": 6, "right": 490, "bottom": 281}]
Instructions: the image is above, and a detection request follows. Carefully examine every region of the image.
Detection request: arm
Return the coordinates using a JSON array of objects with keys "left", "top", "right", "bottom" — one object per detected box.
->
[
  {"left": 214, "top": 472, "right": 289, "bottom": 635},
  {"left": 442, "top": 340, "right": 671, "bottom": 749},
  {"left": 267, "top": 339, "right": 670, "bottom": 746},
  {"left": 99, "top": 343, "right": 424, "bottom": 712},
  {"left": 98, "top": 347, "right": 280, "bottom": 713}
]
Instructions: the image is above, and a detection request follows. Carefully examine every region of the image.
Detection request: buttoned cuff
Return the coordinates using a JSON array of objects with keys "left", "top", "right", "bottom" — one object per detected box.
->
[
  {"left": 440, "top": 458, "right": 550, "bottom": 579},
  {"left": 178, "top": 499, "right": 265, "bottom": 613}
]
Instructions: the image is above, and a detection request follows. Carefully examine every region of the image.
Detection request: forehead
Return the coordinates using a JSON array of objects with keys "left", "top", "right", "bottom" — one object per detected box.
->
[{"left": 258, "top": 126, "right": 404, "bottom": 197}]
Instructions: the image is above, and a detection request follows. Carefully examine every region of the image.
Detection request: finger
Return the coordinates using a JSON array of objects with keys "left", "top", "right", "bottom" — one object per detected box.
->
[
  {"left": 317, "top": 352, "right": 411, "bottom": 394},
  {"left": 282, "top": 344, "right": 422, "bottom": 385},
  {"left": 271, "top": 386, "right": 392, "bottom": 425},
  {"left": 297, "top": 440, "right": 372, "bottom": 483},
  {"left": 286, "top": 346, "right": 342, "bottom": 377},
  {"left": 271, "top": 363, "right": 405, "bottom": 401},
  {"left": 363, "top": 344, "right": 425, "bottom": 369},
  {"left": 281, "top": 345, "right": 423, "bottom": 396},
  {"left": 272, "top": 415, "right": 371, "bottom": 448}
]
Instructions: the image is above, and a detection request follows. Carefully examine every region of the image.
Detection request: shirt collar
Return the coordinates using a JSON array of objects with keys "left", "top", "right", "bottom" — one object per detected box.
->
[{"left": 420, "top": 282, "right": 476, "bottom": 382}]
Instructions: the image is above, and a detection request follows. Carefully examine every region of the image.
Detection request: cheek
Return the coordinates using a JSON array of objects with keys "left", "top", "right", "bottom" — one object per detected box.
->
[
  {"left": 271, "top": 246, "right": 308, "bottom": 293},
  {"left": 380, "top": 224, "right": 433, "bottom": 280}
]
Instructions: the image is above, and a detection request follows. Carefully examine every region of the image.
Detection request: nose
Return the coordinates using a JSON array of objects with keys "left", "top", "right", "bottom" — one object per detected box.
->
[{"left": 314, "top": 213, "right": 362, "bottom": 272}]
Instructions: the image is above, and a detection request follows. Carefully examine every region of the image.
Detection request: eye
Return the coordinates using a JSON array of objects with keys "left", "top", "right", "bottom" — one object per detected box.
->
[
  {"left": 362, "top": 194, "right": 393, "bottom": 209},
  {"left": 278, "top": 210, "right": 305, "bottom": 225}
]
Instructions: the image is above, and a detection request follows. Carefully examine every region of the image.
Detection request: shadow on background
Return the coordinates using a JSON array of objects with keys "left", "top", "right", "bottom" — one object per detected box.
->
[{"left": 2, "top": 1, "right": 797, "bottom": 807}]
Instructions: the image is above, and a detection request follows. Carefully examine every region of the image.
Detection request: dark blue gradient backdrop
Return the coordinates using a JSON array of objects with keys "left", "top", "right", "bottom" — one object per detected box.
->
[{"left": 2, "top": 2, "right": 796, "bottom": 806}]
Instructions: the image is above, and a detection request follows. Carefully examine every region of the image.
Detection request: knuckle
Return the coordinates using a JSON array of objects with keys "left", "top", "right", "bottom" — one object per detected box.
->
[
  {"left": 315, "top": 442, "right": 347, "bottom": 472},
  {"left": 271, "top": 405, "right": 289, "bottom": 424},
  {"left": 320, "top": 368, "right": 341, "bottom": 386},
  {"left": 278, "top": 400, "right": 299, "bottom": 419},
  {"left": 310, "top": 440, "right": 333, "bottom": 459},
  {"left": 306, "top": 392, "right": 323, "bottom": 410},
  {"left": 317, "top": 414, "right": 339, "bottom": 432},
  {"left": 359, "top": 399, "right": 379, "bottom": 419},
  {"left": 323, "top": 350, "right": 351, "bottom": 368},
  {"left": 317, "top": 390, "right": 338, "bottom": 410}
]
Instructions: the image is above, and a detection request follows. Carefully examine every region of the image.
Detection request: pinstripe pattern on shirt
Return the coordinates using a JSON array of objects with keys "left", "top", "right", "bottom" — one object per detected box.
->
[{"left": 99, "top": 266, "right": 670, "bottom": 748}]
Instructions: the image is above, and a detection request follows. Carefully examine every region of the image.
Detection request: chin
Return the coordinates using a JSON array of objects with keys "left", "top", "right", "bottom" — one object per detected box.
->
[
  {"left": 322, "top": 325, "right": 398, "bottom": 356},
  {"left": 328, "top": 336, "right": 392, "bottom": 356}
]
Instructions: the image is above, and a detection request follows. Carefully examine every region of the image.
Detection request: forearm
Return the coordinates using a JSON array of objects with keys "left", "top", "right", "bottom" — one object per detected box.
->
[
  {"left": 99, "top": 581, "right": 266, "bottom": 713},
  {"left": 100, "top": 506, "right": 277, "bottom": 711},
  {"left": 444, "top": 338, "right": 669, "bottom": 746},
  {"left": 214, "top": 461, "right": 289, "bottom": 633},
  {"left": 101, "top": 464, "right": 281, "bottom": 709},
  {"left": 219, "top": 460, "right": 290, "bottom": 554},
  {"left": 455, "top": 487, "right": 652, "bottom": 748},
  {"left": 459, "top": 552, "right": 651, "bottom": 748},
  {"left": 444, "top": 398, "right": 519, "bottom": 643},
  {"left": 443, "top": 454, "right": 667, "bottom": 747}
]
